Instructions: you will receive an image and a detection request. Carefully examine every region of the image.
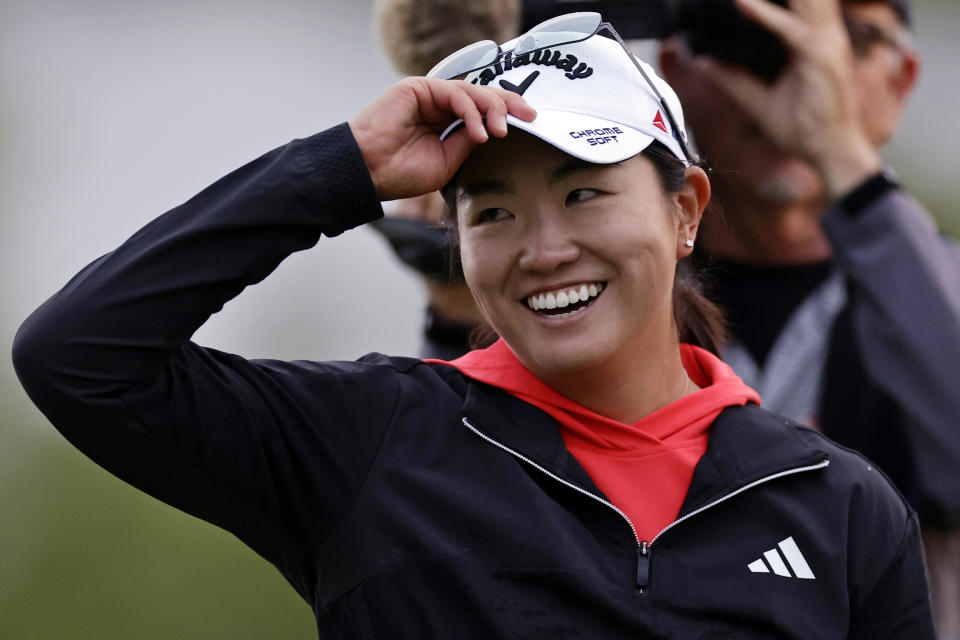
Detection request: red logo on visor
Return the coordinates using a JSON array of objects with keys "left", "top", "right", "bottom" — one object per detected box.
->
[{"left": 653, "top": 110, "right": 668, "bottom": 133}]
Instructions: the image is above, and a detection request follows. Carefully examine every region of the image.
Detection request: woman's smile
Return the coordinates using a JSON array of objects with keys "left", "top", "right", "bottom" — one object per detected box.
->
[{"left": 524, "top": 281, "right": 605, "bottom": 319}]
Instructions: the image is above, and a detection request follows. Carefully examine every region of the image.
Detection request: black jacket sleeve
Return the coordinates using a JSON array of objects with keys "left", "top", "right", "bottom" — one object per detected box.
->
[
  {"left": 11, "top": 123, "right": 389, "bottom": 601},
  {"left": 848, "top": 509, "right": 935, "bottom": 639},
  {"left": 822, "top": 189, "right": 960, "bottom": 525}
]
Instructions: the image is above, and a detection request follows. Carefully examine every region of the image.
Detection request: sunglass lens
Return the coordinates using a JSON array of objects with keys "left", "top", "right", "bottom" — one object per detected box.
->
[
  {"left": 513, "top": 12, "right": 602, "bottom": 56},
  {"left": 427, "top": 39, "right": 500, "bottom": 79}
]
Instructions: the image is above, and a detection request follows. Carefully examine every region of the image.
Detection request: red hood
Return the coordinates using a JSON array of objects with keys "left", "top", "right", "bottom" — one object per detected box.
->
[{"left": 428, "top": 339, "right": 760, "bottom": 449}]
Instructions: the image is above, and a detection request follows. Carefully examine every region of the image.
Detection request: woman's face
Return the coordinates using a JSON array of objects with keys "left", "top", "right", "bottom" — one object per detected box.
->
[{"left": 455, "top": 132, "right": 702, "bottom": 380}]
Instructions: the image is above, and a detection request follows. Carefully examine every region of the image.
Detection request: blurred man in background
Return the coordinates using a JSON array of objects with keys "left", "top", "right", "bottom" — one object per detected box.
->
[{"left": 658, "top": 0, "right": 960, "bottom": 635}]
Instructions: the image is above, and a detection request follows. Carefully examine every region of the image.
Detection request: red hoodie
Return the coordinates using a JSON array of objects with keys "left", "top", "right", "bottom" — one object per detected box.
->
[{"left": 428, "top": 340, "right": 761, "bottom": 543}]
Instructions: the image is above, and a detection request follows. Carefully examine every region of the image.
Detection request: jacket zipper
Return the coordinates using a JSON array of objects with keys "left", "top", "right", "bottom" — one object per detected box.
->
[{"left": 461, "top": 417, "right": 829, "bottom": 594}]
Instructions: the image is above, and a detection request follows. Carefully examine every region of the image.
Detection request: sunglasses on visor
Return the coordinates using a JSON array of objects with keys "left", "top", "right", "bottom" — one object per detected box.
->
[{"left": 426, "top": 12, "right": 696, "bottom": 166}]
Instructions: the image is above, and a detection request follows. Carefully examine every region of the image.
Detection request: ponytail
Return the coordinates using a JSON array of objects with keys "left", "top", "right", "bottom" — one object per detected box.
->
[{"left": 672, "top": 259, "right": 725, "bottom": 356}]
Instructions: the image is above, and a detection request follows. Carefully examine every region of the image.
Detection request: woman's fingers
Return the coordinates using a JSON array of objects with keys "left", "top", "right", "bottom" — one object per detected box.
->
[
  {"left": 499, "top": 86, "right": 538, "bottom": 125},
  {"left": 445, "top": 85, "right": 489, "bottom": 143},
  {"left": 349, "top": 77, "right": 539, "bottom": 200},
  {"left": 429, "top": 79, "right": 537, "bottom": 140},
  {"left": 462, "top": 83, "right": 539, "bottom": 136},
  {"left": 470, "top": 86, "right": 510, "bottom": 138},
  {"left": 425, "top": 80, "right": 539, "bottom": 187}
]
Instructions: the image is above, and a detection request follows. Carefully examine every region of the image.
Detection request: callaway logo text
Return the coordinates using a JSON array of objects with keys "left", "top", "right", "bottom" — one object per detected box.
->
[
  {"left": 472, "top": 49, "right": 593, "bottom": 86},
  {"left": 570, "top": 127, "right": 623, "bottom": 146}
]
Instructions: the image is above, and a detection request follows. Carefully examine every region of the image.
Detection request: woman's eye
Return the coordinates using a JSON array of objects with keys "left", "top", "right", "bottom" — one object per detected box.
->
[
  {"left": 566, "top": 188, "right": 600, "bottom": 205},
  {"left": 474, "top": 208, "right": 512, "bottom": 224}
]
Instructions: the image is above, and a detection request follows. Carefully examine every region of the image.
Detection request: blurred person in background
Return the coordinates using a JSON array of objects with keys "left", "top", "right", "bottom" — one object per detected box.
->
[
  {"left": 12, "top": 11, "right": 936, "bottom": 635},
  {"left": 371, "top": 0, "right": 521, "bottom": 358},
  {"left": 657, "top": 0, "right": 960, "bottom": 635}
]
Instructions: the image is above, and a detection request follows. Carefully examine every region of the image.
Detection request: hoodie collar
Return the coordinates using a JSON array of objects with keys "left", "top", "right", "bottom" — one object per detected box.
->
[
  {"left": 461, "top": 380, "right": 604, "bottom": 495},
  {"left": 458, "top": 378, "right": 828, "bottom": 509}
]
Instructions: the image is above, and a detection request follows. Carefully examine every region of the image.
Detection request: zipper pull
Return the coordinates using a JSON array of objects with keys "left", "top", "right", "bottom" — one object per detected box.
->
[{"left": 636, "top": 541, "right": 650, "bottom": 591}]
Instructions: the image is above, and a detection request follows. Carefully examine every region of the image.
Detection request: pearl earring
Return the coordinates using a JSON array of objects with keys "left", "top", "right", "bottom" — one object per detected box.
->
[{"left": 684, "top": 239, "right": 695, "bottom": 248}]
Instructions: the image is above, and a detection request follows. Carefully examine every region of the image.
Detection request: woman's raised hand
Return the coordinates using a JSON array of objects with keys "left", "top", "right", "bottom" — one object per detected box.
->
[{"left": 349, "top": 77, "right": 537, "bottom": 201}]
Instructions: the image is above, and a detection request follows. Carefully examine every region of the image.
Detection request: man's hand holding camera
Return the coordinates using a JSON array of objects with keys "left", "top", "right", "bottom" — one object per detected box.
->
[{"left": 691, "top": 0, "right": 883, "bottom": 199}]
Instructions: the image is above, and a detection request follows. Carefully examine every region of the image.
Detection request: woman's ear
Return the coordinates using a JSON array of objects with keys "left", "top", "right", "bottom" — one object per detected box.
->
[{"left": 675, "top": 165, "right": 710, "bottom": 259}]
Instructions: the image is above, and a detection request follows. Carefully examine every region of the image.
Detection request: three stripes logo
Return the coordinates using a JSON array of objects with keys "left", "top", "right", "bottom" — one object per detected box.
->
[{"left": 747, "top": 536, "right": 816, "bottom": 580}]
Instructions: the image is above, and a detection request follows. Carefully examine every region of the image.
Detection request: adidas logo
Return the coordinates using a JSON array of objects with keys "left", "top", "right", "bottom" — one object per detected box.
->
[{"left": 747, "top": 536, "right": 816, "bottom": 580}]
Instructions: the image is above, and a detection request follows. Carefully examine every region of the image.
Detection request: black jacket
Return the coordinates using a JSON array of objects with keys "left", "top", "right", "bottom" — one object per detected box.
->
[
  {"left": 709, "top": 181, "right": 960, "bottom": 528},
  {"left": 819, "top": 185, "right": 960, "bottom": 528},
  {"left": 12, "top": 124, "right": 934, "bottom": 638}
]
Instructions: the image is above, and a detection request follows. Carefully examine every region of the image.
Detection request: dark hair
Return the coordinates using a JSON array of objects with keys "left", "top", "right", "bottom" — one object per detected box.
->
[
  {"left": 443, "top": 141, "right": 727, "bottom": 355},
  {"left": 642, "top": 142, "right": 726, "bottom": 356}
]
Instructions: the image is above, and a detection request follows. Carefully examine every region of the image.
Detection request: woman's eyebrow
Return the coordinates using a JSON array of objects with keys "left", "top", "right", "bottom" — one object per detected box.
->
[
  {"left": 548, "top": 158, "right": 617, "bottom": 185},
  {"left": 458, "top": 177, "right": 515, "bottom": 201},
  {"left": 457, "top": 158, "right": 621, "bottom": 202}
]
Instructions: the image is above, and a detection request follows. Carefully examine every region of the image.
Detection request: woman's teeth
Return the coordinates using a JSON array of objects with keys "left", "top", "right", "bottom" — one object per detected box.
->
[{"left": 526, "top": 282, "right": 604, "bottom": 313}]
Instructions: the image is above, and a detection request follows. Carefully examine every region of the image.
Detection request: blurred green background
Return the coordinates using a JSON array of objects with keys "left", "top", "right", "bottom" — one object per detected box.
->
[{"left": 2, "top": 0, "right": 957, "bottom": 638}]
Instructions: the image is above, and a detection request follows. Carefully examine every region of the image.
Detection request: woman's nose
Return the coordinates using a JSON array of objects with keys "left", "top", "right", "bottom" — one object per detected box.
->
[{"left": 516, "top": 217, "right": 581, "bottom": 273}]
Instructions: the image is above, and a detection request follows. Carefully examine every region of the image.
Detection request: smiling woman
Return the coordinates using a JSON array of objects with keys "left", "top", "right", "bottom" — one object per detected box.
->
[
  {"left": 12, "top": 10, "right": 935, "bottom": 640},
  {"left": 451, "top": 133, "right": 709, "bottom": 418}
]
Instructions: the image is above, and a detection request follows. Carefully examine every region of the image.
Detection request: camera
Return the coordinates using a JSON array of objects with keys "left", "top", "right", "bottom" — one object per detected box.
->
[
  {"left": 521, "top": 0, "right": 790, "bottom": 82},
  {"left": 370, "top": 217, "right": 461, "bottom": 284}
]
